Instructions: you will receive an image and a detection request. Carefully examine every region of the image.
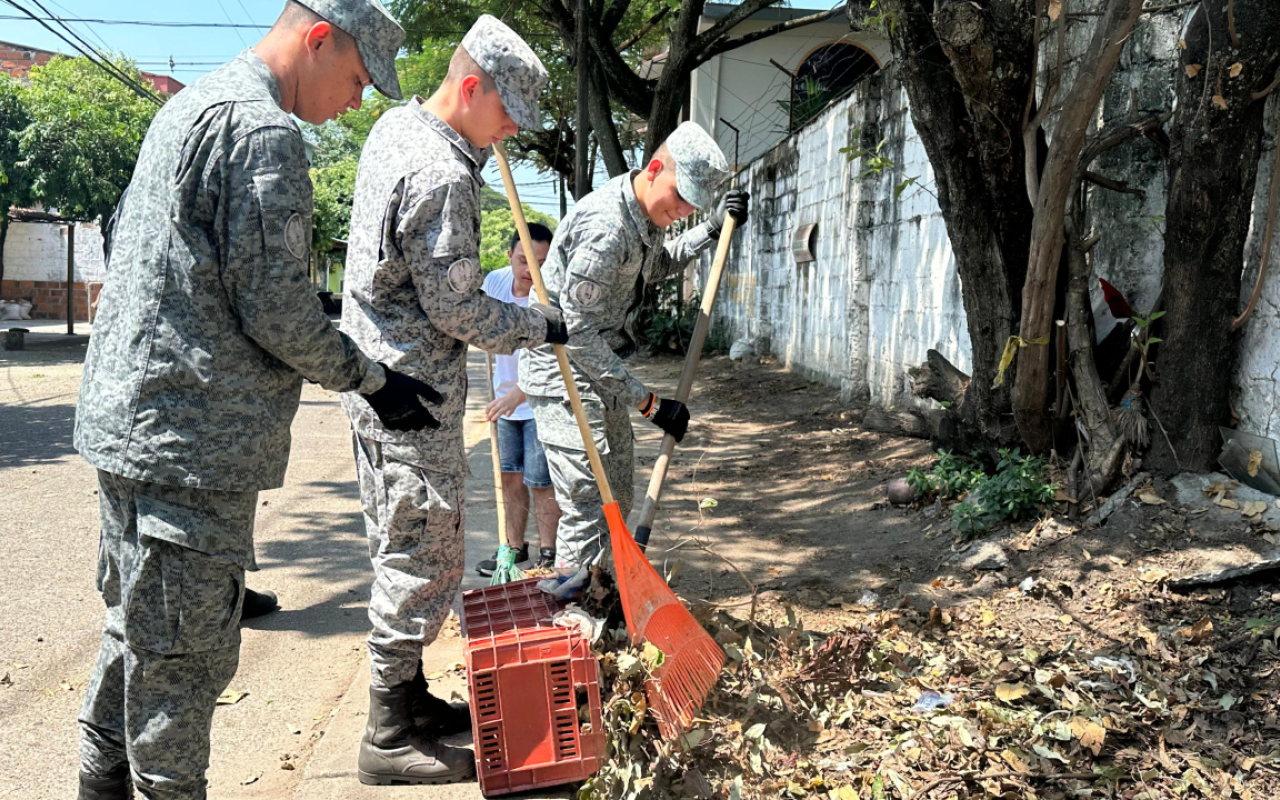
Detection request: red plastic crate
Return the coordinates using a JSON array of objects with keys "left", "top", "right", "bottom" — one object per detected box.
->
[{"left": 461, "top": 578, "right": 606, "bottom": 797}]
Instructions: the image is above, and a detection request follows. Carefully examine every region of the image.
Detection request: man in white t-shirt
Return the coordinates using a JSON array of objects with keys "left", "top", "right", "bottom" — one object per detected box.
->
[{"left": 476, "top": 224, "right": 562, "bottom": 575}]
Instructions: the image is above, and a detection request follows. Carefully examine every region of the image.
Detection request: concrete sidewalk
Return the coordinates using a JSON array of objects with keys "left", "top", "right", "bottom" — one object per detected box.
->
[{"left": 0, "top": 339, "right": 664, "bottom": 799}]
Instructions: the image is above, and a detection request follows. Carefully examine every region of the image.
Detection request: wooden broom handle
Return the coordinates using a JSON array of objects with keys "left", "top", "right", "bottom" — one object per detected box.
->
[
  {"left": 484, "top": 352, "right": 508, "bottom": 545},
  {"left": 634, "top": 216, "right": 736, "bottom": 549},
  {"left": 493, "top": 143, "right": 615, "bottom": 506}
]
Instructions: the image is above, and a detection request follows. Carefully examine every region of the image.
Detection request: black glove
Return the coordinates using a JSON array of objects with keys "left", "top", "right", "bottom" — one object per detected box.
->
[
  {"left": 641, "top": 393, "right": 690, "bottom": 443},
  {"left": 706, "top": 189, "right": 750, "bottom": 238},
  {"left": 531, "top": 302, "right": 568, "bottom": 345},
  {"left": 363, "top": 366, "right": 444, "bottom": 432}
]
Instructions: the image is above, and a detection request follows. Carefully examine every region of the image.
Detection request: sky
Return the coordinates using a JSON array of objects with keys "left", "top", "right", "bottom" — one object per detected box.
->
[{"left": 0, "top": 0, "right": 579, "bottom": 215}]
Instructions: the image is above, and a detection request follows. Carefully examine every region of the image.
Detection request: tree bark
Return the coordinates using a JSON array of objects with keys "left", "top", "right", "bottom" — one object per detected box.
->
[
  {"left": 587, "top": 60, "right": 630, "bottom": 178},
  {"left": 1012, "top": 0, "right": 1146, "bottom": 452},
  {"left": 910, "top": 349, "right": 972, "bottom": 405},
  {"left": 1149, "top": 1, "right": 1280, "bottom": 475},
  {"left": 859, "top": 0, "right": 1037, "bottom": 449},
  {"left": 0, "top": 214, "right": 9, "bottom": 286},
  {"left": 574, "top": 0, "right": 593, "bottom": 200}
]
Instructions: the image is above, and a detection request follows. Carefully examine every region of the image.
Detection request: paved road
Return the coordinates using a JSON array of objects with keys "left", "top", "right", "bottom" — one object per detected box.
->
[{"left": 0, "top": 331, "right": 663, "bottom": 799}]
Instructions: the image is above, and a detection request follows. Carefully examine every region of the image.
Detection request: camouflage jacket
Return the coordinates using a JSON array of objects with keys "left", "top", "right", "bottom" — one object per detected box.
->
[
  {"left": 519, "top": 171, "right": 715, "bottom": 406},
  {"left": 340, "top": 100, "right": 548, "bottom": 474},
  {"left": 74, "top": 50, "right": 384, "bottom": 493}
]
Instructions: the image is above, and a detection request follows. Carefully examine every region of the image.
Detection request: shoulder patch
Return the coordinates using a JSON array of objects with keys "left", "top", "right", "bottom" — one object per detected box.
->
[
  {"left": 284, "top": 213, "right": 308, "bottom": 260},
  {"left": 447, "top": 257, "right": 482, "bottom": 294},
  {"left": 572, "top": 280, "right": 603, "bottom": 309}
]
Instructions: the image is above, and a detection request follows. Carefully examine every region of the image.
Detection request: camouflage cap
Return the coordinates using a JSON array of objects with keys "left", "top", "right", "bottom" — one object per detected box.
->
[
  {"left": 665, "top": 122, "right": 730, "bottom": 210},
  {"left": 298, "top": 0, "right": 405, "bottom": 100},
  {"left": 461, "top": 14, "right": 548, "bottom": 129}
]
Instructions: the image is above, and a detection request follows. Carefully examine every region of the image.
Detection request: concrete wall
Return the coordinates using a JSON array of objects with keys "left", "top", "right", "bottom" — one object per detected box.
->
[
  {"left": 690, "top": 14, "right": 890, "bottom": 167},
  {"left": 703, "top": 69, "right": 970, "bottom": 407},
  {"left": 3, "top": 220, "right": 106, "bottom": 284},
  {"left": 2, "top": 220, "right": 107, "bottom": 320},
  {"left": 703, "top": 3, "right": 1280, "bottom": 445}
]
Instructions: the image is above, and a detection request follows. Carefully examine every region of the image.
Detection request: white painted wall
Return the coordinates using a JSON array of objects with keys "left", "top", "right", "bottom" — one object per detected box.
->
[
  {"left": 3, "top": 220, "right": 106, "bottom": 282},
  {"left": 690, "top": 12, "right": 890, "bottom": 167},
  {"left": 701, "top": 72, "right": 970, "bottom": 408}
]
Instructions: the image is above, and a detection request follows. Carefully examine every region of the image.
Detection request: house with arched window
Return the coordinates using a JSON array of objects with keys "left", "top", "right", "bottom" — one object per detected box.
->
[{"left": 687, "top": 4, "right": 889, "bottom": 167}]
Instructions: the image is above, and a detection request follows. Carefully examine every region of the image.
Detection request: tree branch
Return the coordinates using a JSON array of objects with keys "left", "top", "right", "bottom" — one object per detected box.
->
[
  {"left": 1083, "top": 170, "right": 1146, "bottom": 196},
  {"left": 601, "top": 0, "right": 632, "bottom": 36},
  {"left": 1079, "top": 112, "right": 1171, "bottom": 171},
  {"left": 616, "top": 5, "right": 671, "bottom": 53},
  {"left": 688, "top": 0, "right": 782, "bottom": 58},
  {"left": 693, "top": 7, "right": 847, "bottom": 67}
]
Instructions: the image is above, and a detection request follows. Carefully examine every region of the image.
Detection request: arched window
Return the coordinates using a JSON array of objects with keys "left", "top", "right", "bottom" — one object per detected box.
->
[{"left": 785, "top": 41, "right": 880, "bottom": 131}]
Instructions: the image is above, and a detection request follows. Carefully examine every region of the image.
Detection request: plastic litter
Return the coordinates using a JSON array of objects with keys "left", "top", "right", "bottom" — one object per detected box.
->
[
  {"left": 551, "top": 604, "right": 606, "bottom": 644},
  {"left": 911, "top": 691, "right": 955, "bottom": 713}
]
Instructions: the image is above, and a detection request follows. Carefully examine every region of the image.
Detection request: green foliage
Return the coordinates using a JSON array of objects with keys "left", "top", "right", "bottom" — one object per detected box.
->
[
  {"left": 16, "top": 56, "right": 159, "bottom": 225},
  {"left": 479, "top": 205, "right": 557, "bottom": 273},
  {"left": 0, "top": 75, "right": 34, "bottom": 282},
  {"left": 310, "top": 158, "right": 359, "bottom": 252},
  {"left": 906, "top": 449, "right": 985, "bottom": 501},
  {"left": 951, "top": 449, "right": 1056, "bottom": 536},
  {"left": 909, "top": 449, "right": 1055, "bottom": 536},
  {"left": 778, "top": 75, "right": 842, "bottom": 131},
  {"left": 639, "top": 274, "right": 696, "bottom": 355}
]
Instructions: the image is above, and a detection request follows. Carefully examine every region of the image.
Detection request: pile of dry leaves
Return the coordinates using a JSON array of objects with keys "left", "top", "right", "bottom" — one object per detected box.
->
[{"left": 576, "top": 575, "right": 1280, "bottom": 800}]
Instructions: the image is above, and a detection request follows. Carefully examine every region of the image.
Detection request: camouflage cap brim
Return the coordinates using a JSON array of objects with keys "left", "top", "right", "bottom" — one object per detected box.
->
[
  {"left": 357, "top": 39, "right": 402, "bottom": 100},
  {"left": 498, "top": 83, "right": 541, "bottom": 129}
]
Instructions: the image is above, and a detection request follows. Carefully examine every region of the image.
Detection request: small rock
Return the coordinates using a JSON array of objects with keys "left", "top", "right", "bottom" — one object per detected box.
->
[
  {"left": 887, "top": 479, "right": 915, "bottom": 506},
  {"left": 951, "top": 541, "right": 1009, "bottom": 572}
]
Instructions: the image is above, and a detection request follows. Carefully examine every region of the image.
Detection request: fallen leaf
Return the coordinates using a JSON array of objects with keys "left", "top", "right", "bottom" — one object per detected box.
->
[
  {"left": 0, "top": 673, "right": 10, "bottom": 687},
  {"left": 1178, "top": 616, "right": 1214, "bottom": 644},
  {"left": 1138, "top": 491, "right": 1166, "bottom": 505},
  {"left": 996, "top": 682, "right": 1030, "bottom": 702},
  {"left": 836, "top": 786, "right": 860, "bottom": 800},
  {"left": 1186, "top": 63, "right": 1203, "bottom": 78},
  {"left": 1242, "top": 500, "right": 1267, "bottom": 518},
  {"left": 1220, "top": 693, "right": 1237, "bottom": 710},
  {"left": 699, "top": 497, "right": 718, "bottom": 510},
  {"left": 1248, "top": 449, "right": 1263, "bottom": 476},
  {"left": 1178, "top": 37, "right": 1187, "bottom": 50},
  {"left": 1059, "top": 614, "right": 1074, "bottom": 624},
  {"left": 1048, "top": 0, "right": 1061, "bottom": 21},
  {"left": 1216, "top": 497, "right": 1241, "bottom": 510},
  {"left": 1140, "top": 568, "right": 1171, "bottom": 583},
  {"left": 1230, "top": 62, "right": 1244, "bottom": 78},
  {"left": 1070, "top": 717, "right": 1107, "bottom": 755},
  {"left": 241, "top": 772, "right": 261, "bottom": 786},
  {"left": 217, "top": 689, "right": 249, "bottom": 705},
  {"left": 1213, "top": 94, "right": 1228, "bottom": 110}
]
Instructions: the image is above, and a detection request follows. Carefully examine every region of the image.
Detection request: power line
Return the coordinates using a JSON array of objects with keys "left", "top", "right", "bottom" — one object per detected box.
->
[
  {"left": 24, "top": 0, "right": 164, "bottom": 103},
  {"left": 214, "top": 0, "right": 249, "bottom": 47},
  {"left": 1, "top": 0, "right": 163, "bottom": 105},
  {"left": 0, "top": 13, "right": 269, "bottom": 28}
]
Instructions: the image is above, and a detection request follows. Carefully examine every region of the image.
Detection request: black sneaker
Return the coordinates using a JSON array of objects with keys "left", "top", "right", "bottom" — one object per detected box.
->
[
  {"left": 241, "top": 588, "right": 279, "bottom": 620},
  {"left": 476, "top": 544, "right": 528, "bottom": 577},
  {"left": 531, "top": 548, "right": 556, "bottom": 570}
]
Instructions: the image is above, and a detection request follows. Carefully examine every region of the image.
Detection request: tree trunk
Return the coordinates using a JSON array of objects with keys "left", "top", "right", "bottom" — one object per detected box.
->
[
  {"left": 574, "top": 0, "right": 592, "bottom": 200},
  {"left": 870, "top": 0, "right": 1037, "bottom": 449},
  {"left": 587, "top": 59, "right": 630, "bottom": 178},
  {"left": 0, "top": 214, "right": 9, "bottom": 286},
  {"left": 1011, "top": 0, "right": 1147, "bottom": 452},
  {"left": 1149, "top": 1, "right": 1280, "bottom": 475},
  {"left": 910, "top": 349, "right": 972, "bottom": 406}
]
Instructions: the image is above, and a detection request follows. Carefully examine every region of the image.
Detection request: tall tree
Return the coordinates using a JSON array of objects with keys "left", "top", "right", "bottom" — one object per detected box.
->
[
  {"left": 847, "top": 0, "right": 1038, "bottom": 449},
  {"left": 16, "top": 56, "right": 158, "bottom": 240},
  {"left": 0, "top": 75, "right": 34, "bottom": 285},
  {"left": 1148, "top": 1, "right": 1280, "bottom": 474}
]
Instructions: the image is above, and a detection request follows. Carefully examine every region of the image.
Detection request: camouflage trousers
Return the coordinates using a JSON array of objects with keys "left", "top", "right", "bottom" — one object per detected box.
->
[
  {"left": 352, "top": 435, "right": 465, "bottom": 689},
  {"left": 80, "top": 470, "right": 252, "bottom": 800},
  {"left": 526, "top": 394, "right": 634, "bottom": 570}
]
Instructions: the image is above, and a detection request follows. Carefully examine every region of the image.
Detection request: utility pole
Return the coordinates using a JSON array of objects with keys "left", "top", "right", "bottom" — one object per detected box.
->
[{"left": 573, "top": 0, "right": 590, "bottom": 200}]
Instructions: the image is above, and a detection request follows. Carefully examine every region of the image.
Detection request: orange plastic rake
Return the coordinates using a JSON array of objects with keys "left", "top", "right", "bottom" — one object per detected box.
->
[{"left": 493, "top": 143, "right": 724, "bottom": 740}]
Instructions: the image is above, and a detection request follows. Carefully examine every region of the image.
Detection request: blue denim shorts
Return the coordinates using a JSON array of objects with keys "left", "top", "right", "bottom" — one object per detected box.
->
[{"left": 496, "top": 417, "right": 553, "bottom": 489}]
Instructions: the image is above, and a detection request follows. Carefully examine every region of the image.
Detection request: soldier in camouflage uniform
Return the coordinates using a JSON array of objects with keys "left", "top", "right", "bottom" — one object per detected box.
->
[
  {"left": 519, "top": 122, "right": 749, "bottom": 570},
  {"left": 339, "top": 14, "right": 566, "bottom": 786},
  {"left": 71, "top": 3, "right": 448, "bottom": 799}
]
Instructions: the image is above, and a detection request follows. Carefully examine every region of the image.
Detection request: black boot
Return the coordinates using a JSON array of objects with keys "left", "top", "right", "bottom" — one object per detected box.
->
[
  {"left": 410, "top": 661, "right": 472, "bottom": 737},
  {"left": 240, "top": 588, "right": 279, "bottom": 620},
  {"left": 358, "top": 682, "right": 475, "bottom": 786},
  {"left": 78, "top": 766, "right": 132, "bottom": 800}
]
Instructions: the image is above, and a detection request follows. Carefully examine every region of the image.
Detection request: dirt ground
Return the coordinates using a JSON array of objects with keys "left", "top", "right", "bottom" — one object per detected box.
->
[{"left": 602, "top": 353, "right": 1280, "bottom": 800}]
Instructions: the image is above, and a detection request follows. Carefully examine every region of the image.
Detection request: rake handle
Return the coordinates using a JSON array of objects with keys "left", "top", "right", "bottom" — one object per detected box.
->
[
  {"left": 493, "top": 143, "right": 615, "bottom": 506},
  {"left": 484, "top": 352, "right": 509, "bottom": 546},
  {"left": 634, "top": 215, "right": 736, "bottom": 550}
]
